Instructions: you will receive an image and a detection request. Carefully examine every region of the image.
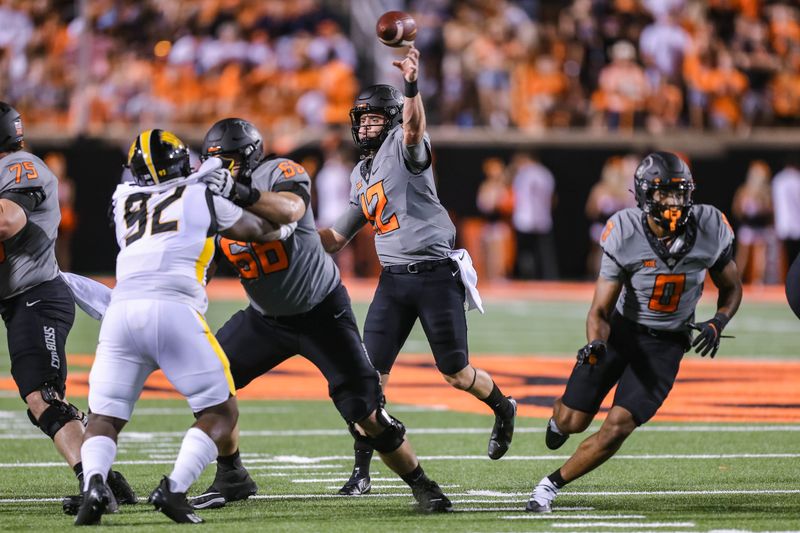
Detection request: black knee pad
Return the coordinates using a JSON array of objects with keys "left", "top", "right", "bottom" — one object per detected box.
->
[
  {"left": 27, "top": 384, "right": 86, "bottom": 439},
  {"left": 349, "top": 408, "right": 406, "bottom": 454}
]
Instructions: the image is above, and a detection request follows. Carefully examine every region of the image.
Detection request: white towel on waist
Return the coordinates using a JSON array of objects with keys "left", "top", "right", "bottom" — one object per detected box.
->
[
  {"left": 448, "top": 249, "right": 484, "bottom": 314},
  {"left": 60, "top": 272, "right": 111, "bottom": 320}
]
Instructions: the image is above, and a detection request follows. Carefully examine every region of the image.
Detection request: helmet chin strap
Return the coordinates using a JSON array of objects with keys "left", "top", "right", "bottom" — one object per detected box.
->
[{"left": 660, "top": 207, "right": 682, "bottom": 232}]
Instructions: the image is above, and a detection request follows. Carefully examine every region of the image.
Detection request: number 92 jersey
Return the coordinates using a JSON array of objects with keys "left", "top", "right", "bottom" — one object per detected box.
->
[
  {"left": 599, "top": 205, "right": 734, "bottom": 332},
  {"left": 110, "top": 181, "right": 243, "bottom": 314}
]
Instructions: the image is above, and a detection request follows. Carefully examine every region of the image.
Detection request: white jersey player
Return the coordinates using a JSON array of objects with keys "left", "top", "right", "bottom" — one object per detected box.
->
[{"left": 75, "top": 129, "right": 285, "bottom": 526}]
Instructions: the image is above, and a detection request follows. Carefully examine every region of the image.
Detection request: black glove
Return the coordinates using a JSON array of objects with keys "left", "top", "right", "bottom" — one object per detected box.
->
[
  {"left": 576, "top": 340, "right": 606, "bottom": 366},
  {"left": 689, "top": 312, "right": 729, "bottom": 358}
]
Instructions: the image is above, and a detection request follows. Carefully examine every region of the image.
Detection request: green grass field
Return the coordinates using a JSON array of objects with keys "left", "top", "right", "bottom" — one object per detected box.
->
[{"left": 1, "top": 294, "right": 799, "bottom": 531}]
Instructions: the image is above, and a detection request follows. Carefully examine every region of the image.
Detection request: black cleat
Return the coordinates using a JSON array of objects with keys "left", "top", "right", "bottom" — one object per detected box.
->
[
  {"left": 411, "top": 478, "right": 453, "bottom": 513},
  {"left": 545, "top": 418, "right": 569, "bottom": 450},
  {"left": 74, "top": 474, "right": 112, "bottom": 526},
  {"left": 64, "top": 470, "right": 134, "bottom": 515},
  {"left": 337, "top": 471, "right": 371, "bottom": 496},
  {"left": 149, "top": 476, "right": 204, "bottom": 524},
  {"left": 488, "top": 397, "right": 517, "bottom": 460},
  {"left": 63, "top": 494, "right": 82, "bottom": 516},
  {"left": 190, "top": 466, "right": 258, "bottom": 509},
  {"left": 107, "top": 470, "right": 137, "bottom": 506}
]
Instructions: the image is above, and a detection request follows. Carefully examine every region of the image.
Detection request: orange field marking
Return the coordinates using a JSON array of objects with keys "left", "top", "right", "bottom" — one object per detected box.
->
[
  {"left": 4, "top": 354, "right": 798, "bottom": 423},
  {"left": 88, "top": 277, "right": 789, "bottom": 304}
]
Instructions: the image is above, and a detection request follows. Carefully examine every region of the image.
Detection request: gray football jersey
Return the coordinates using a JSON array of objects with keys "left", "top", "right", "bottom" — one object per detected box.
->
[
  {"left": 599, "top": 205, "right": 734, "bottom": 331},
  {"left": 217, "top": 157, "right": 340, "bottom": 316},
  {"left": 340, "top": 126, "right": 455, "bottom": 266},
  {"left": 0, "top": 151, "right": 60, "bottom": 299}
]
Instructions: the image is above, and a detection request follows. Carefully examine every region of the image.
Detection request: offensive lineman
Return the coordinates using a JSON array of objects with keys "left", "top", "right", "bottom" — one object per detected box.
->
[
  {"left": 318, "top": 45, "right": 516, "bottom": 495},
  {"left": 190, "top": 117, "right": 453, "bottom": 513},
  {"left": 527, "top": 152, "right": 742, "bottom": 512},
  {"left": 74, "top": 129, "right": 283, "bottom": 525},
  {"left": 0, "top": 102, "right": 135, "bottom": 510}
]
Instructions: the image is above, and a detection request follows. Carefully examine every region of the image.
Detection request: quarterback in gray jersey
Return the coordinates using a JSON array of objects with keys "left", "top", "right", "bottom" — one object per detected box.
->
[
  {"left": 0, "top": 103, "right": 136, "bottom": 509},
  {"left": 193, "top": 118, "right": 452, "bottom": 513},
  {"left": 319, "top": 45, "right": 516, "bottom": 496},
  {"left": 526, "top": 152, "right": 743, "bottom": 513}
]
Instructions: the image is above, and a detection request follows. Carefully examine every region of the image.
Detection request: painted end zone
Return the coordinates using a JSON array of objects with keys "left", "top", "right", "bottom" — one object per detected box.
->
[{"left": 2, "top": 354, "right": 798, "bottom": 422}]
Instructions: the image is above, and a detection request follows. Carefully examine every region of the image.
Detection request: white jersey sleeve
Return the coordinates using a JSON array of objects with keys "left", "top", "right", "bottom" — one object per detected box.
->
[{"left": 212, "top": 194, "right": 243, "bottom": 231}]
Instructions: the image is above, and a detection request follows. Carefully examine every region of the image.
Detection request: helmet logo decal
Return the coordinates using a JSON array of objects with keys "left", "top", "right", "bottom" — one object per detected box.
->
[
  {"left": 13, "top": 118, "right": 22, "bottom": 137},
  {"left": 635, "top": 156, "right": 653, "bottom": 178}
]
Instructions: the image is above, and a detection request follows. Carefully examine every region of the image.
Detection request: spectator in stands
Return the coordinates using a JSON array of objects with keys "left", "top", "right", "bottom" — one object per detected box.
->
[
  {"left": 771, "top": 48, "right": 800, "bottom": 126},
  {"left": 704, "top": 50, "right": 749, "bottom": 131},
  {"left": 733, "top": 160, "right": 773, "bottom": 285},
  {"left": 511, "top": 53, "right": 568, "bottom": 131},
  {"left": 585, "top": 155, "right": 637, "bottom": 278},
  {"left": 638, "top": 9, "right": 690, "bottom": 85},
  {"left": 772, "top": 155, "right": 800, "bottom": 275},
  {"left": 476, "top": 157, "right": 515, "bottom": 281},
  {"left": 510, "top": 152, "right": 558, "bottom": 280},
  {"left": 591, "top": 41, "right": 649, "bottom": 131}
]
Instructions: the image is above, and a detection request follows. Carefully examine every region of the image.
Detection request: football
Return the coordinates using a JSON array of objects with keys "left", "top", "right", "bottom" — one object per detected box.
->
[{"left": 376, "top": 11, "right": 417, "bottom": 47}]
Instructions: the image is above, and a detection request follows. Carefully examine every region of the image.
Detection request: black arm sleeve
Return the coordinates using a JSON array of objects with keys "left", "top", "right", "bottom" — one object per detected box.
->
[
  {"left": 272, "top": 180, "right": 310, "bottom": 208},
  {"left": 0, "top": 187, "right": 46, "bottom": 213}
]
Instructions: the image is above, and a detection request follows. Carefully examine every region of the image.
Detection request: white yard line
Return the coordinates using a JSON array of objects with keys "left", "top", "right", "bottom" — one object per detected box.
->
[
  {"left": 501, "top": 514, "right": 647, "bottom": 520},
  {"left": 2, "top": 424, "right": 800, "bottom": 440},
  {"left": 3, "top": 488, "right": 799, "bottom": 504},
  {"left": 550, "top": 522, "right": 695, "bottom": 528},
  {"left": 3, "top": 453, "right": 800, "bottom": 468}
]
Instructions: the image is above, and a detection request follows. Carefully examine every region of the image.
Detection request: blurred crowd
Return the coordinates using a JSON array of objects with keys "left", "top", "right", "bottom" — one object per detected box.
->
[
  {"left": 2, "top": 0, "right": 358, "bottom": 134},
  {"left": 2, "top": 0, "right": 799, "bottom": 134},
  {"left": 411, "top": 0, "right": 800, "bottom": 131}
]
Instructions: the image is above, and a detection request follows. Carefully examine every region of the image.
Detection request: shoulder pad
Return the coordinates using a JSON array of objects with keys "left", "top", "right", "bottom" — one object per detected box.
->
[{"left": 599, "top": 208, "right": 639, "bottom": 257}]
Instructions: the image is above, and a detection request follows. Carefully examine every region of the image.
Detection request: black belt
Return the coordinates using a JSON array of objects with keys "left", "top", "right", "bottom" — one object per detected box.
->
[
  {"left": 615, "top": 313, "right": 689, "bottom": 343},
  {"left": 383, "top": 258, "right": 453, "bottom": 274}
]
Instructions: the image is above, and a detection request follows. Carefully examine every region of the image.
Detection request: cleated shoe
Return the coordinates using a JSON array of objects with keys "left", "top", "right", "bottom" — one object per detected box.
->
[
  {"left": 149, "top": 476, "right": 204, "bottom": 524},
  {"left": 74, "top": 474, "right": 112, "bottom": 526},
  {"left": 62, "top": 494, "right": 82, "bottom": 516},
  {"left": 107, "top": 470, "right": 137, "bottom": 506},
  {"left": 545, "top": 418, "right": 569, "bottom": 450},
  {"left": 488, "top": 397, "right": 517, "bottom": 460},
  {"left": 525, "top": 476, "right": 558, "bottom": 513},
  {"left": 337, "top": 471, "right": 371, "bottom": 496},
  {"left": 411, "top": 478, "right": 453, "bottom": 513},
  {"left": 190, "top": 466, "right": 258, "bottom": 509}
]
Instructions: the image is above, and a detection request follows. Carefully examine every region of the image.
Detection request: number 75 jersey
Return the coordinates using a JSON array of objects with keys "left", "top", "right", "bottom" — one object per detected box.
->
[
  {"left": 110, "top": 181, "right": 242, "bottom": 314},
  {"left": 599, "top": 205, "right": 734, "bottom": 332}
]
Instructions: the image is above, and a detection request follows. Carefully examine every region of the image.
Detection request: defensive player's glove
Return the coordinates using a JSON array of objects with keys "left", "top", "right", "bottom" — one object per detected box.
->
[
  {"left": 202, "top": 169, "right": 260, "bottom": 208},
  {"left": 576, "top": 340, "right": 606, "bottom": 366},
  {"left": 689, "top": 312, "right": 729, "bottom": 358},
  {"left": 203, "top": 168, "right": 234, "bottom": 198}
]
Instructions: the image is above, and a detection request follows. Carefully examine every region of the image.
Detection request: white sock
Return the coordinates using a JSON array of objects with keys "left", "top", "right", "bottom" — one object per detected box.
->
[
  {"left": 168, "top": 427, "right": 218, "bottom": 494},
  {"left": 533, "top": 475, "right": 560, "bottom": 505},
  {"left": 81, "top": 436, "right": 117, "bottom": 492},
  {"left": 548, "top": 417, "right": 564, "bottom": 435}
]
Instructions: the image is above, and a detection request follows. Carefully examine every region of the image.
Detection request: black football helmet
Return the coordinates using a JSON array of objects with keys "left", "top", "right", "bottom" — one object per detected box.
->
[
  {"left": 634, "top": 151, "right": 695, "bottom": 232},
  {"left": 201, "top": 118, "right": 264, "bottom": 183},
  {"left": 0, "top": 101, "right": 24, "bottom": 153},
  {"left": 350, "top": 84, "right": 403, "bottom": 152},
  {"left": 127, "top": 129, "right": 191, "bottom": 186}
]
